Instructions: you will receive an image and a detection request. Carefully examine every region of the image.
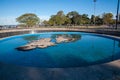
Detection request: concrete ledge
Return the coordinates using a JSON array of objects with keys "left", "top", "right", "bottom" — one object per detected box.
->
[{"left": 0, "top": 28, "right": 120, "bottom": 38}]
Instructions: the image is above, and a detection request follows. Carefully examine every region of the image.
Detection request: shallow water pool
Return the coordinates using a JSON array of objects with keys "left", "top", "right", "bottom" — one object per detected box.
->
[{"left": 0, "top": 32, "right": 120, "bottom": 68}]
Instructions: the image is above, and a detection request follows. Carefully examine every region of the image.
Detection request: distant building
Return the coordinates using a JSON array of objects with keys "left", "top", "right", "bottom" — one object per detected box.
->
[
  {"left": 0, "top": 25, "right": 4, "bottom": 29},
  {"left": 0, "top": 25, "right": 17, "bottom": 29}
]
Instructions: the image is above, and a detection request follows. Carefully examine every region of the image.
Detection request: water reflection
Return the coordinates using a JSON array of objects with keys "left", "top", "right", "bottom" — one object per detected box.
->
[
  {"left": 22, "top": 35, "right": 39, "bottom": 42},
  {"left": 51, "top": 34, "right": 82, "bottom": 42},
  {"left": 22, "top": 34, "right": 82, "bottom": 43}
]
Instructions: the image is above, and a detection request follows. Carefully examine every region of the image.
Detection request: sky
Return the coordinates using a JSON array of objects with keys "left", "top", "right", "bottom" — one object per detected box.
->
[{"left": 0, "top": 0, "right": 119, "bottom": 25}]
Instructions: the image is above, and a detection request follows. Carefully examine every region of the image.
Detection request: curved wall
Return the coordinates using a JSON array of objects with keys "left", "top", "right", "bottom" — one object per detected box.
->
[{"left": 0, "top": 29, "right": 120, "bottom": 38}]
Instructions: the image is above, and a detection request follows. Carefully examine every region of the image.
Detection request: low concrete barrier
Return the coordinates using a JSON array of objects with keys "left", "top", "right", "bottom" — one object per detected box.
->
[{"left": 0, "top": 28, "right": 120, "bottom": 38}]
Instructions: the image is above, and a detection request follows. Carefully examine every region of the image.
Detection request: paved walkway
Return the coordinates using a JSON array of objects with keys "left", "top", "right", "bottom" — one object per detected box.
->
[{"left": 0, "top": 60, "right": 120, "bottom": 80}]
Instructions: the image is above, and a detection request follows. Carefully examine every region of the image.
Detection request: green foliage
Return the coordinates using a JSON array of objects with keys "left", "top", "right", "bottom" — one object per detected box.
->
[
  {"left": 81, "top": 14, "right": 90, "bottom": 24},
  {"left": 90, "top": 15, "right": 95, "bottom": 24},
  {"left": 67, "top": 11, "right": 79, "bottom": 18},
  {"left": 64, "top": 17, "right": 71, "bottom": 25},
  {"left": 102, "top": 13, "right": 113, "bottom": 25},
  {"left": 72, "top": 15, "right": 81, "bottom": 25},
  {"left": 22, "top": 35, "right": 39, "bottom": 41},
  {"left": 43, "top": 20, "right": 49, "bottom": 26},
  {"left": 41, "top": 10, "right": 115, "bottom": 27},
  {"left": 56, "top": 11, "right": 67, "bottom": 25},
  {"left": 48, "top": 11, "right": 67, "bottom": 26},
  {"left": 67, "top": 11, "right": 80, "bottom": 25},
  {"left": 16, "top": 13, "right": 40, "bottom": 27},
  {"left": 51, "top": 34, "right": 81, "bottom": 42},
  {"left": 95, "top": 16, "right": 103, "bottom": 25},
  {"left": 48, "top": 15, "right": 57, "bottom": 26},
  {"left": 52, "top": 11, "right": 90, "bottom": 26}
]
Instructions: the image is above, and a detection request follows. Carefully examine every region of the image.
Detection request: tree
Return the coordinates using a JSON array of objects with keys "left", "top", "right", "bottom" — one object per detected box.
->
[
  {"left": 56, "top": 11, "right": 67, "bottom": 26},
  {"left": 43, "top": 20, "right": 49, "bottom": 26},
  {"left": 102, "top": 13, "right": 113, "bottom": 25},
  {"left": 72, "top": 15, "right": 82, "bottom": 25},
  {"left": 64, "top": 17, "right": 71, "bottom": 26},
  {"left": 48, "top": 11, "right": 67, "bottom": 26},
  {"left": 90, "top": 15, "right": 103, "bottom": 25},
  {"left": 16, "top": 13, "right": 40, "bottom": 27},
  {"left": 90, "top": 15, "right": 95, "bottom": 25},
  {"left": 81, "top": 14, "right": 90, "bottom": 25},
  {"left": 67, "top": 11, "right": 79, "bottom": 18},
  {"left": 48, "top": 15, "right": 57, "bottom": 26},
  {"left": 95, "top": 16, "right": 103, "bottom": 25},
  {"left": 67, "top": 11, "right": 80, "bottom": 25}
]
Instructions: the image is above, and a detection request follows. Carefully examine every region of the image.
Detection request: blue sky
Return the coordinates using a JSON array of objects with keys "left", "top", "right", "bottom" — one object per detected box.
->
[{"left": 0, "top": 0, "right": 119, "bottom": 25}]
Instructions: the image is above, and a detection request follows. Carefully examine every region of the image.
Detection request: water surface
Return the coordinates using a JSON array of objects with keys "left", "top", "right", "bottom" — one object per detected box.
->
[{"left": 0, "top": 32, "right": 120, "bottom": 68}]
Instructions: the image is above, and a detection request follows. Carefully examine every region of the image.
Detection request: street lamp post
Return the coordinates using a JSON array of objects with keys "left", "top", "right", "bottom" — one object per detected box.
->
[
  {"left": 115, "top": 0, "right": 120, "bottom": 29},
  {"left": 93, "top": 0, "right": 97, "bottom": 26}
]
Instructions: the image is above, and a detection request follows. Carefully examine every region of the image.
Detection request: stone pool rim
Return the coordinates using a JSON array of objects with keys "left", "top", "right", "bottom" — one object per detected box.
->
[
  {"left": 0, "top": 31, "right": 120, "bottom": 42},
  {"left": 0, "top": 28, "right": 120, "bottom": 38}
]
